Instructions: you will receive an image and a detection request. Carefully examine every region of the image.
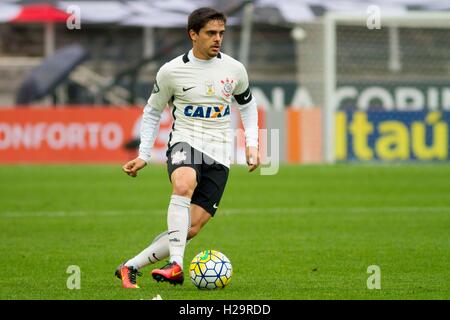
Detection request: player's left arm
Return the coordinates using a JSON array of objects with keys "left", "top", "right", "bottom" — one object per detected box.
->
[{"left": 234, "top": 65, "right": 259, "bottom": 172}]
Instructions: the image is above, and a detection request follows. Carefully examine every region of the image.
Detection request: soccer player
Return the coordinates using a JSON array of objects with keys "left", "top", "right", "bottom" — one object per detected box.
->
[{"left": 116, "top": 7, "right": 259, "bottom": 288}]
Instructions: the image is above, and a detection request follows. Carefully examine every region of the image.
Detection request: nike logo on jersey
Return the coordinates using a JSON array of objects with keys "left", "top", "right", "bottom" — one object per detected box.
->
[
  {"left": 213, "top": 203, "right": 218, "bottom": 209},
  {"left": 182, "top": 86, "right": 196, "bottom": 92},
  {"left": 184, "top": 105, "right": 230, "bottom": 118}
]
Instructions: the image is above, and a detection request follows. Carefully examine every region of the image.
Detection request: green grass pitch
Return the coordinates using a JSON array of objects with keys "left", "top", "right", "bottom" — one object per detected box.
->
[{"left": 0, "top": 164, "right": 449, "bottom": 300}]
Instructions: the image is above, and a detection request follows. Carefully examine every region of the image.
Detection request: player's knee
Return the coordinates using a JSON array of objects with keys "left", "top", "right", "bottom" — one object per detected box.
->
[{"left": 172, "top": 180, "right": 195, "bottom": 197}]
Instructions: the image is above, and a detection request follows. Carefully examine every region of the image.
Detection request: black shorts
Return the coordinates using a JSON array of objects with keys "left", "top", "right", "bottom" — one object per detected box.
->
[{"left": 166, "top": 142, "right": 229, "bottom": 216}]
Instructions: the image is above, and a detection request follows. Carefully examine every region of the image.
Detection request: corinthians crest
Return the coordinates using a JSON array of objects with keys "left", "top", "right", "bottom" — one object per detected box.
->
[{"left": 220, "top": 78, "right": 234, "bottom": 98}]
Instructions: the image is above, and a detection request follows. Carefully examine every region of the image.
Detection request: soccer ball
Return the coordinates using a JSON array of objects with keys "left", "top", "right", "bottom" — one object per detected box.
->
[{"left": 189, "top": 250, "right": 233, "bottom": 289}]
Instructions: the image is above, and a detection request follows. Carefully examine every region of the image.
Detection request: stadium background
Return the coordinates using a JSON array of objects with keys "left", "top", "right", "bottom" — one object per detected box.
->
[{"left": 1, "top": 0, "right": 450, "bottom": 300}]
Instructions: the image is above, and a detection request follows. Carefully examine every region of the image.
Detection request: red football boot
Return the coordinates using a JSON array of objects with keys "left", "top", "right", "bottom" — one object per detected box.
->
[
  {"left": 151, "top": 261, "right": 184, "bottom": 285},
  {"left": 115, "top": 263, "right": 142, "bottom": 289}
]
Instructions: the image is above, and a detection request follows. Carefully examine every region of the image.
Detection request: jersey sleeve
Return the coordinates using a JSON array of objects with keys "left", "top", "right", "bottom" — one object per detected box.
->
[
  {"left": 233, "top": 63, "right": 259, "bottom": 148},
  {"left": 233, "top": 63, "right": 250, "bottom": 96},
  {"left": 137, "top": 105, "right": 163, "bottom": 163},
  {"left": 147, "top": 64, "right": 174, "bottom": 111},
  {"left": 137, "top": 64, "right": 173, "bottom": 163}
]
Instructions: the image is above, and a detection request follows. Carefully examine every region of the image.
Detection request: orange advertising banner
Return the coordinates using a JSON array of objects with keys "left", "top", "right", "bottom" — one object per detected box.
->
[
  {"left": 0, "top": 107, "right": 270, "bottom": 164},
  {"left": 0, "top": 107, "right": 151, "bottom": 163}
]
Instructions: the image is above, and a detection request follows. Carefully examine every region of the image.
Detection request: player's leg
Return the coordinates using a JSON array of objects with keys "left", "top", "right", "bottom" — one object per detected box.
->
[
  {"left": 118, "top": 204, "right": 208, "bottom": 265},
  {"left": 151, "top": 143, "right": 200, "bottom": 285},
  {"left": 117, "top": 178, "right": 206, "bottom": 287},
  {"left": 187, "top": 204, "right": 212, "bottom": 239},
  {"left": 118, "top": 144, "right": 228, "bottom": 287},
  {"left": 167, "top": 166, "right": 197, "bottom": 266},
  {"left": 120, "top": 231, "right": 172, "bottom": 269},
  {"left": 159, "top": 205, "right": 211, "bottom": 285},
  {"left": 189, "top": 159, "right": 229, "bottom": 222},
  {"left": 150, "top": 166, "right": 196, "bottom": 285},
  {"left": 172, "top": 155, "right": 229, "bottom": 242},
  {"left": 117, "top": 203, "right": 211, "bottom": 286},
  {"left": 127, "top": 163, "right": 226, "bottom": 286},
  {"left": 117, "top": 143, "right": 197, "bottom": 287},
  {"left": 119, "top": 206, "right": 205, "bottom": 269}
]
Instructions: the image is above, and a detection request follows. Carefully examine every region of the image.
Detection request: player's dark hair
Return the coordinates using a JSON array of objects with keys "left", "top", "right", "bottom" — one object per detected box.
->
[{"left": 187, "top": 7, "right": 227, "bottom": 40}]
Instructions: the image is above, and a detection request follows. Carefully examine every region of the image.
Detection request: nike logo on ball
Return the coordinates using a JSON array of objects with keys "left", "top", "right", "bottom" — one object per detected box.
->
[{"left": 183, "top": 86, "right": 196, "bottom": 92}]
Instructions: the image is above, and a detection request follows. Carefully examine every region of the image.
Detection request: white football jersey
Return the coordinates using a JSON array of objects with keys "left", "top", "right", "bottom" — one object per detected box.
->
[{"left": 146, "top": 49, "right": 257, "bottom": 167}]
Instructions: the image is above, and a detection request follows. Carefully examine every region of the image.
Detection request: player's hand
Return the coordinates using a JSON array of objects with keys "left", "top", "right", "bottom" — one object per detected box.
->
[
  {"left": 246, "top": 146, "right": 260, "bottom": 173},
  {"left": 122, "top": 158, "right": 147, "bottom": 178}
]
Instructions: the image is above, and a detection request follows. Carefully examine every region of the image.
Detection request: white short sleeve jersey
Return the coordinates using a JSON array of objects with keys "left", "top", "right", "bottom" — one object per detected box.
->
[{"left": 146, "top": 50, "right": 257, "bottom": 167}]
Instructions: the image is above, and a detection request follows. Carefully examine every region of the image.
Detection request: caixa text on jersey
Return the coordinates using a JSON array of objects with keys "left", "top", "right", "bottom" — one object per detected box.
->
[{"left": 184, "top": 105, "right": 231, "bottom": 118}]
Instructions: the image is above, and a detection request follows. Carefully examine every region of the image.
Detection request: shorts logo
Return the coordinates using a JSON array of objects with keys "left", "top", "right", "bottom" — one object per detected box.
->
[
  {"left": 184, "top": 105, "right": 230, "bottom": 118},
  {"left": 171, "top": 150, "right": 187, "bottom": 165},
  {"left": 221, "top": 78, "right": 234, "bottom": 98}
]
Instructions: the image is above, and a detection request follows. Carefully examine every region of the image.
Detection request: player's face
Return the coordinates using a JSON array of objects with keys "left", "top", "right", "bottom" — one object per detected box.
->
[{"left": 191, "top": 20, "right": 225, "bottom": 59}]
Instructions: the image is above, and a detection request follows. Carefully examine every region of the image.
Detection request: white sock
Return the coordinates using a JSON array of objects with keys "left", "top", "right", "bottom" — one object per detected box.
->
[
  {"left": 167, "top": 194, "right": 191, "bottom": 270},
  {"left": 125, "top": 231, "right": 169, "bottom": 270},
  {"left": 124, "top": 231, "right": 192, "bottom": 270}
]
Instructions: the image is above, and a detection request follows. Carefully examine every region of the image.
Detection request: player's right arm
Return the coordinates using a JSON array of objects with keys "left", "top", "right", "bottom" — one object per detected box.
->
[{"left": 122, "top": 65, "right": 173, "bottom": 177}]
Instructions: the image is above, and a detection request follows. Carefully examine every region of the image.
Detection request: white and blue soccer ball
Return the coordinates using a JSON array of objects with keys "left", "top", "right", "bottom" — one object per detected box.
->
[{"left": 189, "top": 250, "right": 233, "bottom": 289}]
